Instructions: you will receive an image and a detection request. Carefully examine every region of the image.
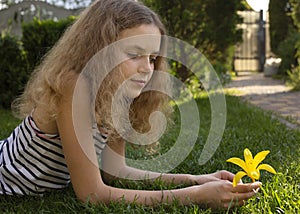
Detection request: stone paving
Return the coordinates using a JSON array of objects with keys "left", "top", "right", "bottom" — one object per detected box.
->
[{"left": 225, "top": 72, "right": 300, "bottom": 129}]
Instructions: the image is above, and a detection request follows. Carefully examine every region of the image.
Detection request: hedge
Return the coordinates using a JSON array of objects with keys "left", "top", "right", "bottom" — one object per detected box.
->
[
  {"left": 269, "top": 0, "right": 300, "bottom": 74},
  {"left": 0, "top": 16, "right": 76, "bottom": 109},
  {"left": 0, "top": 33, "right": 28, "bottom": 108},
  {"left": 21, "top": 16, "right": 76, "bottom": 72}
]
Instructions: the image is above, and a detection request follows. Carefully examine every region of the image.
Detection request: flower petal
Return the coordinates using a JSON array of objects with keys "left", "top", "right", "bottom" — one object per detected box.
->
[
  {"left": 249, "top": 170, "right": 260, "bottom": 180},
  {"left": 226, "top": 157, "right": 247, "bottom": 172},
  {"left": 253, "top": 150, "right": 270, "bottom": 168},
  {"left": 244, "top": 148, "right": 253, "bottom": 164},
  {"left": 257, "top": 164, "right": 277, "bottom": 174},
  {"left": 233, "top": 171, "right": 247, "bottom": 187}
]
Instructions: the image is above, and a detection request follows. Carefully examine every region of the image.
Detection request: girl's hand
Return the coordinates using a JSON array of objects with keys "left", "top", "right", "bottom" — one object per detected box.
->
[
  {"left": 192, "top": 180, "right": 261, "bottom": 209},
  {"left": 191, "top": 170, "right": 236, "bottom": 185}
]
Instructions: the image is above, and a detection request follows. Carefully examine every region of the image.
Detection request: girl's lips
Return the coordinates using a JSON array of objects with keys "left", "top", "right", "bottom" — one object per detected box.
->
[{"left": 131, "top": 79, "right": 147, "bottom": 87}]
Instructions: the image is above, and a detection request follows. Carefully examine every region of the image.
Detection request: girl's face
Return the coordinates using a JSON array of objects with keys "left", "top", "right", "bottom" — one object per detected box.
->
[{"left": 117, "top": 24, "right": 161, "bottom": 98}]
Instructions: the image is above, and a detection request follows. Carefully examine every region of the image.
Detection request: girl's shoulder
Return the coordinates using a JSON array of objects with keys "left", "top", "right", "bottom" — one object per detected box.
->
[
  {"left": 32, "top": 107, "right": 58, "bottom": 135},
  {"left": 33, "top": 72, "right": 81, "bottom": 134}
]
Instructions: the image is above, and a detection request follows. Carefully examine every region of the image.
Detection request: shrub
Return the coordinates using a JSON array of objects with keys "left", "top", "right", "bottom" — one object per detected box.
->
[
  {"left": 276, "top": 29, "right": 300, "bottom": 74},
  {"left": 291, "top": 0, "right": 300, "bottom": 65},
  {"left": 0, "top": 33, "right": 28, "bottom": 109},
  {"left": 269, "top": 0, "right": 300, "bottom": 77},
  {"left": 0, "top": 17, "right": 76, "bottom": 109},
  {"left": 142, "top": 0, "right": 242, "bottom": 82},
  {"left": 21, "top": 16, "right": 76, "bottom": 72},
  {"left": 287, "top": 66, "right": 300, "bottom": 90},
  {"left": 290, "top": 0, "right": 300, "bottom": 30},
  {"left": 269, "top": 0, "right": 292, "bottom": 55}
]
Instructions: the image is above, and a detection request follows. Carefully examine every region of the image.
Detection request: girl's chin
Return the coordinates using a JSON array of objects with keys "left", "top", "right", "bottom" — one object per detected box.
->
[
  {"left": 124, "top": 83, "right": 146, "bottom": 98},
  {"left": 126, "top": 90, "right": 143, "bottom": 99}
]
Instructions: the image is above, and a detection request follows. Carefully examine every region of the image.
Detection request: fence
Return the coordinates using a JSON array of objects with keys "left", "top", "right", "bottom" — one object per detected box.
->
[{"left": 234, "top": 10, "right": 271, "bottom": 73}]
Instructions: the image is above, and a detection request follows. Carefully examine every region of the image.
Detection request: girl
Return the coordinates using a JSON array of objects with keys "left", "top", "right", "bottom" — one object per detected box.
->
[{"left": 0, "top": 0, "right": 260, "bottom": 209}]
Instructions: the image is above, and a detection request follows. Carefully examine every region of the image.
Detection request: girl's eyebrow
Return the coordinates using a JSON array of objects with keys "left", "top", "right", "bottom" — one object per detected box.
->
[{"left": 126, "top": 45, "right": 160, "bottom": 55}]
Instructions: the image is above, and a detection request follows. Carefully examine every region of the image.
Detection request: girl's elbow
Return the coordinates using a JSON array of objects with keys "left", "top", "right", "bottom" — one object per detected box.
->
[{"left": 74, "top": 185, "right": 111, "bottom": 205}]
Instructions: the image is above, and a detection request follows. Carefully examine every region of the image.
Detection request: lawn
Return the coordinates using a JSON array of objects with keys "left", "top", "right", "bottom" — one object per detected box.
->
[{"left": 0, "top": 95, "right": 299, "bottom": 213}]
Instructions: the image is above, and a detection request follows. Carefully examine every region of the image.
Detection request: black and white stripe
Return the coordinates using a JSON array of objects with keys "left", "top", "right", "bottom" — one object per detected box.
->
[{"left": 0, "top": 115, "right": 107, "bottom": 195}]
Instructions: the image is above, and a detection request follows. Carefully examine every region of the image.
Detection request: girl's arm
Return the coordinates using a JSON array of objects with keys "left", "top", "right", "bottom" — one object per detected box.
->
[
  {"left": 101, "top": 139, "right": 231, "bottom": 186},
  {"left": 55, "top": 77, "right": 195, "bottom": 205},
  {"left": 55, "top": 83, "right": 199, "bottom": 206},
  {"left": 57, "top": 103, "right": 258, "bottom": 208},
  {"left": 56, "top": 77, "right": 259, "bottom": 208}
]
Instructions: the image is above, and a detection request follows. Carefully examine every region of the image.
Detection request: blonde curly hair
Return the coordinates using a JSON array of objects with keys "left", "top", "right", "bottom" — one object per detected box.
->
[{"left": 13, "top": 0, "right": 173, "bottom": 144}]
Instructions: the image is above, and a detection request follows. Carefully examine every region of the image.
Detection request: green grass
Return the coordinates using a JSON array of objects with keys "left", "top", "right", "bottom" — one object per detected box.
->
[
  {"left": 0, "top": 95, "right": 299, "bottom": 213},
  {"left": 0, "top": 109, "right": 21, "bottom": 138}
]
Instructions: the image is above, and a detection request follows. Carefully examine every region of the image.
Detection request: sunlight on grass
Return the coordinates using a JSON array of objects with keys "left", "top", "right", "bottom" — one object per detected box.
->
[{"left": 223, "top": 88, "right": 245, "bottom": 96}]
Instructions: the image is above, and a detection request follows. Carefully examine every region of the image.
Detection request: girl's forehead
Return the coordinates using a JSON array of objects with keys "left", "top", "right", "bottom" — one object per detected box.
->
[
  {"left": 118, "top": 24, "right": 161, "bottom": 52},
  {"left": 123, "top": 44, "right": 160, "bottom": 55},
  {"left": 119, "top": 24, "right": 161, "bottom": 38}
]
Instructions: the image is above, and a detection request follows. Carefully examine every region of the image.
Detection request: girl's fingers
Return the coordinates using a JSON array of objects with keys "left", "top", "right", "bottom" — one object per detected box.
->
[
  {"left": 221, "top": 191, "right": 255, "bottom": 209},
  {"left": 232, "top": 182, "right": 261, "bottom": 193},
  {"left": 228, "top": 186, "right": 259, "bottom": 206},
  {"left": 224, "top": 199, "right": 246, "bottom": 209},
  {"left": 224, "top": 182, "right": 261, "bottom": 206},
  {"left": 219, "top": 170, "right": 235, "bottom": 181}
]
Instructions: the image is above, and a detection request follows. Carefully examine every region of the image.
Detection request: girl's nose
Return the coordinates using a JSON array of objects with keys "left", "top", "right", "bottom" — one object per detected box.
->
[{"left": 138, "top": 56, "right": 153, "bottom": 73}]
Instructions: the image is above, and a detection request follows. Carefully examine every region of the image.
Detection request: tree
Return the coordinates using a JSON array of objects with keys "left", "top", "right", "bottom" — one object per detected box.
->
[
  {"left": 269, "top": 0, "right": 292, "bottom": 55},
  {"left": 289, "top": 0, "right": 300, "bottom": 30},
  {"left": 269, "top": 0, "right": 300, "bottom": 74},
  {"left": 142, "top": 0, "right": 243, "bottom": 82}
]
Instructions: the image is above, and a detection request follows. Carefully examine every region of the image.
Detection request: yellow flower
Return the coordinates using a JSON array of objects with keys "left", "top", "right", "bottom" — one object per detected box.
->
[{"left": 226, "top": 148, "right": 276, "bottom": 187}]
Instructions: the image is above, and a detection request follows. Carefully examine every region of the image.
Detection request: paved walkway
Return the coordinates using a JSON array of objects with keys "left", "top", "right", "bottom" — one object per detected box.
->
[{"left": 225, "top": 72, "right": 300, "bottom": 129}]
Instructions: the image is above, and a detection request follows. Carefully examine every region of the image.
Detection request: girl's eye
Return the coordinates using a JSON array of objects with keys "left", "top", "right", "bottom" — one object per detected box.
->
[
  {"left": 150, "top": 56, "right": 157, "bottom": 64},
  {"left": 127, "top": 53, "right": 140, "bottom": 59},
  {"left": 127, "top": 53, "right": 157, "bottom": 64}
]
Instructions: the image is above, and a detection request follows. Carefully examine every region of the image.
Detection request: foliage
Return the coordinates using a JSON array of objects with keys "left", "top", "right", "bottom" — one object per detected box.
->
[
  {"left": 238, "top": 0, "right": 252, "bottom": 11},
  {"left": 289, "top": 0, "right": 300, "bottom": 30},
  {"left": 269, "top": 0, "right": 292, "bottom": 55},
  {"left": 277, "top": 28, "right": 300, "bottom": 74},
  {"left": 21, "top": 16, "right": 76, "bottom": 72},
  {"left": 0, "top": 17, "right": 76, "bottom": 109},
  {"left": 287, "top": 65, "right": 300, "bottom": 90},
  {"left": 202, "top": 0, "right": 242, "bottom": 63},
  {"left": 0, "top": 33, "right": 28, "bottom": 109},
  {"left": 269, "top": 0, "right": 300, "bottom": 80},
  {"left": 0, "top": 16, "right": 76, "bottom": 109},
  {"left": 290, "top": 0, "right": 300, "bottom": 69},
  {"left": 0, "top": 95, "right": 299, "bottom": 213},
  {"left": 297, "top": 35, "right": 300, "bottom": 64},
  {"left": 142, "top": 0, "right": 242, "bottom": 84}
]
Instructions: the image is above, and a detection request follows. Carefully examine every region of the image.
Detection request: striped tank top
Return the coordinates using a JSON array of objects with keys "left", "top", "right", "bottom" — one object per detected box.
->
[{"left": 0, "top": 115, "right": 107, "bottom": 195}]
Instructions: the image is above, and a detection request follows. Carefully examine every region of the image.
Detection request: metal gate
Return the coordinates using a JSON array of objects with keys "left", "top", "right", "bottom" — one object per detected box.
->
[{"left": 234, "top": 10, "right": 270, "bottom": 73}]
